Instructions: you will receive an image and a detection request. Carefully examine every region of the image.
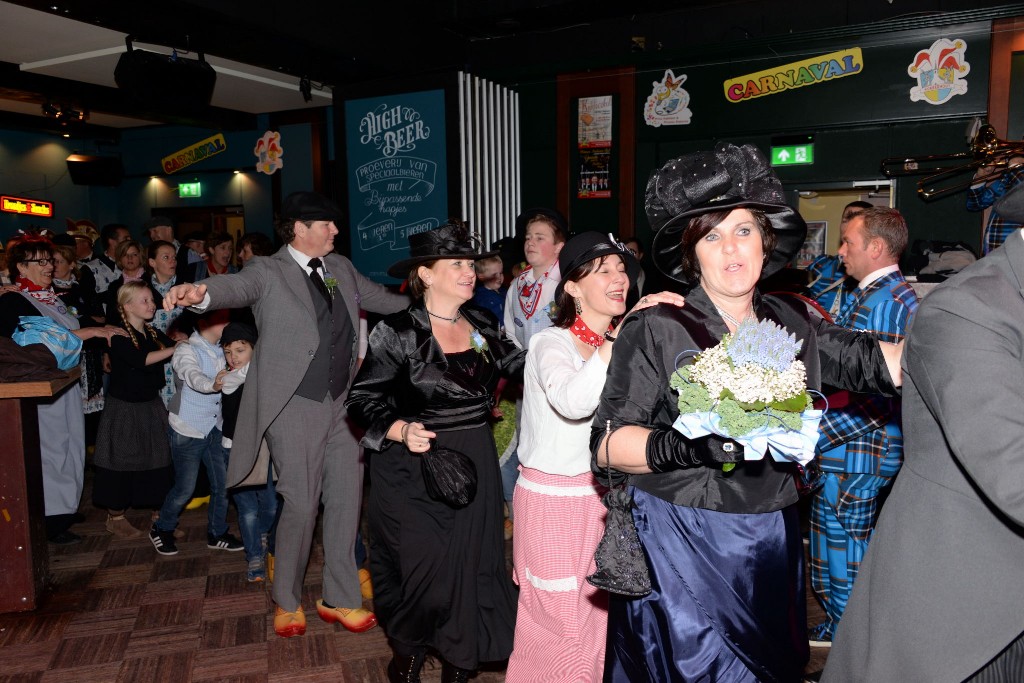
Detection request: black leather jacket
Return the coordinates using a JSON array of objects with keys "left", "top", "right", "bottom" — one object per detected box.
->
[
  {"left": 346, "top": 300, "right": 525, "bottom": 451},
  {"left": 591, "top": 286, "right": 898, "bottom": 514}
]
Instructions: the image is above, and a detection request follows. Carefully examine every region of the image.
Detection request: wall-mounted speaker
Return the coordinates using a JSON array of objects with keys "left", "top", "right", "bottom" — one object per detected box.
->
[{"left": 66, "top": 154, "right": 124, "bottom": 186}]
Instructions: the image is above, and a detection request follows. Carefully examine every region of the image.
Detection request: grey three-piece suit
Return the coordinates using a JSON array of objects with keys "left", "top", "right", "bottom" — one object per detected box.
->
[{"left": 202, "top": 246, "right": 406, "bottom": 611}]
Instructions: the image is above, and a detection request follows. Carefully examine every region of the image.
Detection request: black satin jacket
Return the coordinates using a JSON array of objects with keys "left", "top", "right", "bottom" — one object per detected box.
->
[
  {"left": 346, "top": 301, "right": 525, "bottom": 452},
  {"left": 591, "top": 286, "right": 898, "bottom": 514}
]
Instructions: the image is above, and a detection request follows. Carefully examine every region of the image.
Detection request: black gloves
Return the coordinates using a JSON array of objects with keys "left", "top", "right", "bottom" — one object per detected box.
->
[{"left": 645, "top": 430, "right": 744, "bottom": 473}]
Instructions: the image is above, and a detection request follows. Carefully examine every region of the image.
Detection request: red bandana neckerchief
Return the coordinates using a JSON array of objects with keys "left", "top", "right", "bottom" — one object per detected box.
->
[
  {"left": 570, "top": 315, "right": 611, "bottom": 348},
  {"left": 16, "top": 276, "right": 61, "bottom": 307},
  {"left": 518, "top": 268, "right": 548, "bottom": 319}
]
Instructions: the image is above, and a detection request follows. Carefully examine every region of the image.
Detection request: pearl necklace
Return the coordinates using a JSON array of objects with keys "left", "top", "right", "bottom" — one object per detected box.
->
[
  {"left": 426, "top": 308, "right": 462, "bottom": 325},
  {"left": 715, "top": 306, "right": 755, "bottom": 328}
]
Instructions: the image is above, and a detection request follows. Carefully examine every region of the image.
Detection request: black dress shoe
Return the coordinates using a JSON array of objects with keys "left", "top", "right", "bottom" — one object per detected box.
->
[{"left": 48, "top": 530, "right": 82, "bottom": 545}]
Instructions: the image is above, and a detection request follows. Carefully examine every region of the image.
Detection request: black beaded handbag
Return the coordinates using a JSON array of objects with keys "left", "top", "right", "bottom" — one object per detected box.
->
[
  {"left": 421, "top": 446, "right": 478, "bottom": 508},
  {"left": 586, "top": 421, "right": 653, "bottom": 597}
]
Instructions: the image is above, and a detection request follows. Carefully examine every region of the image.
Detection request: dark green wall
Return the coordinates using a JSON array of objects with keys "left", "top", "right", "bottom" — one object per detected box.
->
[
  {"left": 517, "top": 20, "right": 990, "bottom": 255},
  {"left": 517, "top": 80, "right": 560, "bottom": 211},
  {"left": 629, "top": 119, "right": 984, "bottom": 252}
]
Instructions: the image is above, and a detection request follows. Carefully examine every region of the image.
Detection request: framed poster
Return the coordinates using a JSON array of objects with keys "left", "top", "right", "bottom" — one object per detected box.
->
[
  {"left": 577, "top": 95, "right": 612, "bottom": 199},
  {"left": 796, "top": 221, "right": 827, "bottom": 268},
  {"left": 344, "top": 89, "right": 449, "bottom": 283}
]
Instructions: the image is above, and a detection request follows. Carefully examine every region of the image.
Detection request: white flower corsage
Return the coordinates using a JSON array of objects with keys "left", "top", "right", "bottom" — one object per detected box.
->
[{"left": 323, "top": 275, "right": 338, "bottom": 298}]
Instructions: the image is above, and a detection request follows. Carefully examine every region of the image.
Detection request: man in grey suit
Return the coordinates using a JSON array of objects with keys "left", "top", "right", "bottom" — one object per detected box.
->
[
  {"left": 164, "top": 192, "right": 407, "bottom": 638},
  {"left": 823, "top": 229, "right": 1024, "bottom": 681}
]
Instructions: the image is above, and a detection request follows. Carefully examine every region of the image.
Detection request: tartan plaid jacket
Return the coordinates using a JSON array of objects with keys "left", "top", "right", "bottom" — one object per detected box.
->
[
  {"left": 966, "top": 165, "right": 1024, "bottom": 255},
  {"left": 806, "top": 254, "right": 854, "bottom": 319},
  {"left": 817, "top": 271, "right": 919, "bottom": 476}
]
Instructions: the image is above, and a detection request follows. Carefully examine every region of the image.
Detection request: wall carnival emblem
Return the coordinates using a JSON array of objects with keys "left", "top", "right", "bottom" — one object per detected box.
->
[
  {"left": 644, "top": 69, "right": 692, "bottom": 127},
  {"left": 908, "top": 38, "right": 970, "bottom": 106}
]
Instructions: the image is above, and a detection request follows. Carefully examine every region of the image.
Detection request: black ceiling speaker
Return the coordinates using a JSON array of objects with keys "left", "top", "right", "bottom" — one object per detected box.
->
[
  {"left": 66, "top": 154, "right": 124, "bottom": 186},
  {"left": 114, "top": 37, "right": 216, "bottom": 111}
]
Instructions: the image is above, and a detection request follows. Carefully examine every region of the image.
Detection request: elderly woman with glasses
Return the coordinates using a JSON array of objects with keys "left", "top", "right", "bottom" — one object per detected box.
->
[{"left": 0, "top": 235, "right": 124, "bottom": 543}]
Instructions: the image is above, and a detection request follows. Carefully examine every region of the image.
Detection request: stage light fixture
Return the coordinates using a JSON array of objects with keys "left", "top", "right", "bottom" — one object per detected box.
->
[{"left": 299, "top": 76, "right": 312, "bottom": 103}]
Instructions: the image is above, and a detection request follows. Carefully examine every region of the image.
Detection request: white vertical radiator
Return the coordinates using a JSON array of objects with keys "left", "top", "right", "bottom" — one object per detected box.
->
[{"left": 459, "top": 72, "right": 520, "bottom": 249}]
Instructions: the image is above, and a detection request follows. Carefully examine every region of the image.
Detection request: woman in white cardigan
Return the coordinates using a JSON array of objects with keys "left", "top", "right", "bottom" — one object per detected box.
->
[{"left": 505, "top": 232, "right": 684, "bottom": 682}]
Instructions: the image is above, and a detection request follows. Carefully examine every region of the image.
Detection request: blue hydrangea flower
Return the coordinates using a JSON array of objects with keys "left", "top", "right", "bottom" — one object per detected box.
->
[{"left": 725, "top": 318, "right": 802, "bottom": 373}]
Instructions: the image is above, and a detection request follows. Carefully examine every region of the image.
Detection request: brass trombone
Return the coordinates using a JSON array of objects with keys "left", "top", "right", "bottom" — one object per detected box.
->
[{"left": 880, "top": 123, "right": 1024, "bottom": 200}]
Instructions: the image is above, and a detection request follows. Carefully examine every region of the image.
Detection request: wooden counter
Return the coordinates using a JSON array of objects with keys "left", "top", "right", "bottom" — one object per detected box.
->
[{"left": 0, "top": 368, "right": 79, "bottom": 613}]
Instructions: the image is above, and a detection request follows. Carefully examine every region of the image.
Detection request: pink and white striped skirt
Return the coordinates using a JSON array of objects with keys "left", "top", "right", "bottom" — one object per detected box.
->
[{"left": 506, "top": 467, "right": 609, "bottom": 682}]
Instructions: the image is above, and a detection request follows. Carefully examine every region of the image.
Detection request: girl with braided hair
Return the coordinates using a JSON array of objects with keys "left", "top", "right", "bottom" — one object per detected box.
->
[{"left": 92, "top": 280, "right": 180, "bottom": 539}]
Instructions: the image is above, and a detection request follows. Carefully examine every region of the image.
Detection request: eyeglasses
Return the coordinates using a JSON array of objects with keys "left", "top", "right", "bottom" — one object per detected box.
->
[{"left": 24, "top": 258, "right": 55, "bottom": 266}]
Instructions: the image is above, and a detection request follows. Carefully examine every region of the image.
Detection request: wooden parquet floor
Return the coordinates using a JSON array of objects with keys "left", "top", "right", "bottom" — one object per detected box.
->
[{"left": 0, "top": 477, "right": 829, "bottom": 682}]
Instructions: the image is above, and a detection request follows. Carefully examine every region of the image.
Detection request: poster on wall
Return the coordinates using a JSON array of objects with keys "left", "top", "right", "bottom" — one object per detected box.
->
[
  {"left": 643, "top": 69, "right": 692, "bottom": 127},
  {"left": 907, "top": 38, "right": 970, "bottom": 105},
  {"left": 796, "top": 221, "right": 827, "bottom": 268},
  {"left": 344, "top": 89, "right": 448, "bottom": 283},
  {"left": 577, "top": 96, "right": 612, "bottom": 199}
]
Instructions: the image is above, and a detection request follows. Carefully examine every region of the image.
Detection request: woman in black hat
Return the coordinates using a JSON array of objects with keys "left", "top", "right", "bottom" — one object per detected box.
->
[
  {"left": 506, "top": 231, "right": 683, "bottom": 682},
  {"left": 346, "top": 220, "right": 525, "bottom": 683},
  {"left": 590, "top": 143, "right": 905, "bottom": 682}
]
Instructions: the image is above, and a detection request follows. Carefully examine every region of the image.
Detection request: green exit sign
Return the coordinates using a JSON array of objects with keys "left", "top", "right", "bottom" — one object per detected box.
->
[
  {"left": 179, "top": 182, "right": 202, "bottom": 198},
  {"left": 771, "top": 144, "right": 814, "bottom": 166}
]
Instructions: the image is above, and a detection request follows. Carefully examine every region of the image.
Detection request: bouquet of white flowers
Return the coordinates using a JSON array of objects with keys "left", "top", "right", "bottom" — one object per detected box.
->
[{"left": 669, "top": 317, "right": 824, "bottom": 470}]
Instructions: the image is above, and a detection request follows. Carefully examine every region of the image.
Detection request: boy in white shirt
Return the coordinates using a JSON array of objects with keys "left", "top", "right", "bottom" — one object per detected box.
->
[{"left": 150, "top": 311, "right": 243, "bottom": 555}]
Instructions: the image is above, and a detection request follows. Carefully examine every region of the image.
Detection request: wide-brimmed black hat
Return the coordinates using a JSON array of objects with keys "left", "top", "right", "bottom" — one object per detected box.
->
[
  {"left": 387, "top": 220, "right": 498, "bottom": 279},
  {"left": 281, "top": 191, "right": 344, "bottom": 222},
  {"left": 554, "top": 231, "right": 641, "bottom": 300},
  {"left": 647, "top": 142, "right": 807, "bottom": 285}
]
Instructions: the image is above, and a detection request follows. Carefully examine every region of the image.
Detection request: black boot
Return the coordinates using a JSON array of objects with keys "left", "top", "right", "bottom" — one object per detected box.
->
[
  {"left": 387, "top": 652, "right": 425, "bottom": 683},
  {"left": 440, "top": 661, "right": 473, "bottom": 683}
]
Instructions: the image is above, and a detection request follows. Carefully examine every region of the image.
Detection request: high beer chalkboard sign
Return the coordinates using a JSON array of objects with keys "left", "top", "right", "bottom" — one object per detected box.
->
[{"left": 344, "top": 89, "right": 449, "bottom": 283}]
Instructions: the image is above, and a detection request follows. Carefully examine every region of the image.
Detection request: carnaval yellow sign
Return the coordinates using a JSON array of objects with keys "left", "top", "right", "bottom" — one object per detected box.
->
[
  {"left": 161, "top": 133, "right": 227, "bottom": 174},
  {"left": 723, "top": 48, "right": 863, "bottom": 103}
]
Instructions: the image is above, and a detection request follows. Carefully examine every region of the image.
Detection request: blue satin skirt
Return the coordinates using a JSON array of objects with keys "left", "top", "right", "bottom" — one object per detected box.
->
[{"left": 605, "top": 490, "right": 809, "bottom": 683}]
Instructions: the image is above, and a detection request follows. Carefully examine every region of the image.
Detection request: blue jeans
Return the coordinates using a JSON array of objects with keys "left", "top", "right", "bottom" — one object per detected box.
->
[
  {"left": 157, "top": 427, "right": 228, "bottom": 538},
  {"left": 231, "top": 455, "right": 278, "bottom": 563},
  {"left": 500, "top": 448, "right": 520, "bottom": 512}
]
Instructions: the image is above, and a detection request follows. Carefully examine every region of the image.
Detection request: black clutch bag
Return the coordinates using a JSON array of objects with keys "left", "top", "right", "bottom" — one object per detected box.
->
[{"left": 421, "top": 446, "right": 478, "bottom": 508}]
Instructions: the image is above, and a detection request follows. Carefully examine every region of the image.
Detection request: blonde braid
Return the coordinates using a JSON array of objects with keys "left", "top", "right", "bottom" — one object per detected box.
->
[
  {"left": 143, "top": 323, "right": 164, "bottom": 349},
  {"left": 118, "top": 303, "right": 141, "bottom": 349}
]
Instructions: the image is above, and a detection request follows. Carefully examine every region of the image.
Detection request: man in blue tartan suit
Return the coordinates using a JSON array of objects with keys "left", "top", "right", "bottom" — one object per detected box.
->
[
  {"left": 805, "top": 201, "right": 873, "bottom": 318},
  {"left": 809, "top": 207, "right": 919, "bottom": 645}
]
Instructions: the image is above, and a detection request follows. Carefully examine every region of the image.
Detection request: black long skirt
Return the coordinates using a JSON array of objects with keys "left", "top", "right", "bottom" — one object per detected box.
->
[
  {"left": 368, "top": 423, "right": 516, "bottom": 670},
  {"left": 92, "top": 395, "right": 173, "bottom": 510}
]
